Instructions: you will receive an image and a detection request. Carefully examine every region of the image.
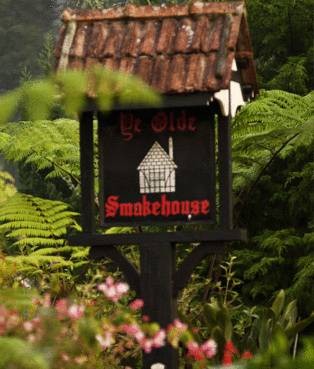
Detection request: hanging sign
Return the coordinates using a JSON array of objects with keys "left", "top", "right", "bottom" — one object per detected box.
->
[{"left": 98, "top": 107, "right": 215, "bottom": 226}]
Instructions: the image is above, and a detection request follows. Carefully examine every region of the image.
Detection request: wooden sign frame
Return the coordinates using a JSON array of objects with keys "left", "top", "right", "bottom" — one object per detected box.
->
[{"left": 97, "top": 106, "right": 217, "bottom": 227}]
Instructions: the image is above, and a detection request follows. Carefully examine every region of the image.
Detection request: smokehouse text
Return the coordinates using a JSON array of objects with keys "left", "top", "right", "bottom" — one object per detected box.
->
[{"left": 105, "top": 195, "right": 210, "bottom": 218}]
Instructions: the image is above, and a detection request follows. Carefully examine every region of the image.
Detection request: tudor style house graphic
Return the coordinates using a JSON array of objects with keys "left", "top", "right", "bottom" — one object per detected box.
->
[{"left": 137, "top": 137, "right": 177, "bottom": 194}]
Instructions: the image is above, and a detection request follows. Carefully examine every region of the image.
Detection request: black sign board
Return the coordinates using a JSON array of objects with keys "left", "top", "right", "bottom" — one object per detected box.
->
[{"left": 98, "top": 107, "right": 216, "bottom": 226}]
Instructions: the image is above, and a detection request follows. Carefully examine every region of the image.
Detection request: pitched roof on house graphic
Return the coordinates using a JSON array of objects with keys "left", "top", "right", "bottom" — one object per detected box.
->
[
  {"left": 137, "top": 138, "right": 177, "bottom": 194},
  {"left": 137, "top": 141, "right": 177, "bottom": 171}
]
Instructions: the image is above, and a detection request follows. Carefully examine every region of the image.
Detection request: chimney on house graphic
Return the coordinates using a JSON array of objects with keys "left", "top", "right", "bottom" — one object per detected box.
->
[{"left": 137, "top": 137, "right": 178, "bottom": 194}]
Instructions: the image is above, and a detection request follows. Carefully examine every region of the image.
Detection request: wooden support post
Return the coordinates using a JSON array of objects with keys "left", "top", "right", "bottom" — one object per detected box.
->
[
  {"left": 218, "top": 114, "right": 233, "bottom": 229},
  {"left": 79, "top": 111, "right": 95, "bottom": 233},
  {"left": 209, "top": 113, "right": 216, "bottom": 221},
  {"left": 140, "top": 242, "right": 178, "bottom": 369}
]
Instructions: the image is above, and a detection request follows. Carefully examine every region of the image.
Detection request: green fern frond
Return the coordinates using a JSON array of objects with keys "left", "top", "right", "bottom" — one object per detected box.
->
[
  {"left": 12, "top": 238, "right": 66, "bottom": 248},
  {"left": 30, "top": 246, "right": 73, "bottom": 256},
  {"left": 7, "top": 255, "right": 71, "bottom": 267},
  {"left": 233, "top": 90, "right": 314, "bottom": 209},
  {"left": 0, "top": 193, "right": 78, "bottom": 247},
  {"left": 0, "top": 193, "right": 87, "bottom": 278},
  {"left": 0, "top": 171, "right": 16, "bottom": 204},
  {"left": 0, "top": 119, "right": 80, "bottom": 186}
]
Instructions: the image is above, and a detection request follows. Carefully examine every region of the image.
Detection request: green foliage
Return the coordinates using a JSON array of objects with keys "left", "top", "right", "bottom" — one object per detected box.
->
[
  {"left": 0, "top": 192, "right": 78, "bottom": 246},
  {"left": 0, "top": 119, "right": 80, "bottom": 186},
  {"left": 252, "top": 290, "right": 314, "bottom": 352},
  {"left": 0, "top": 193, "right": 86, "bottom": 279},
  {"left": 246, "top": 0, "right": 313, "bottom": 93},
  {"left": 0, "top": 337, "right": 48, "bottom": 369},
  {"left": 37, "top": 33, "right": 55, "bottom": 76},
  {"left": 63, "top": 0, "right": 111, "bottom": 8},
  {"left": 0, "top": 170, "right": 16, "bottom": 203},
  {"left": 0, "top": 67, "right": 160, "bottom": 124},
  {"left": 0, "top": 91, "right": 20, "bottom": 125},
  {"left": 201, "top": 287, "right": 314, "bottom": 358},
  {"left": 203, "top": 299, "right": 233, "bottom": 353},
  {"left": 267, "top": 57, "right": 309, "bottom": 95},
  {"left": 0, "top": 0, "right": 56, "bottom": 90},
  {"left": 0, "top": 280, "right": 217, "bottom": 369},
  {"left": 233, "top": 91, "right": 313, "bottom": 194},
  {"left": 21, "top": 80, "right": 56, "bottom": 121},
  {"left": 231, "top": 90, "right": 314, "bottom": 312},
  {"left": 246, "top": 334, "right": 314, "bottom": 369}
]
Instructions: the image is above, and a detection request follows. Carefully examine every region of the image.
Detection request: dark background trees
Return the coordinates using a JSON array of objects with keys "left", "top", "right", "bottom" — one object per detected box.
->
[
  {"left": 246, "top": 0, "right": 314, "bottom": 94},
  {"left": 0, "top": 0, "right": 57, "bottom": 91}
]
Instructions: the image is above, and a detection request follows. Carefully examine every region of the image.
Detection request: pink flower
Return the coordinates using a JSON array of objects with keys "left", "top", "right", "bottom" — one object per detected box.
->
[
  {"left": 96, "top": 332, "right": 114, "bottom": 349},
  {"left": 98, "top": 277, "right": 129, "bottom": 302},
  {"left": 201, "top": 339, "right": 217, "bottom": 359},
  {"left": 121, "top": 323, "right": 145, "bottom": 341},
  {"left": 55, "top": 299, "right": 85, "bottom": 320},
  {"left": 152, "top": 329, "right": 166, "bottom": 348},
  {"left": 187, "top": 341, "right": 205, "bottom": 361},
  {"left": 23, "top": 321, "right": 35, "bottom": 332},
  {"left": 106, "top": 276, "right": 114, "bottom": 286},
  {"left": 129, "top": 299, "right": 144, "bottom": 311},
  {"left": 173, "top": 319, "right": 187, "bottom": 330},
  {"left": 140, "top": 338, "right": 153, "bottom": 353},
  {"left": 55, "top": 299, "right": 68, "bottom": 319},
  {"left": 67, "top": 304, "right": 85, "bottom": 320},
  {"left": 116, "top": 282, "right": 129, "bottom": 294}
]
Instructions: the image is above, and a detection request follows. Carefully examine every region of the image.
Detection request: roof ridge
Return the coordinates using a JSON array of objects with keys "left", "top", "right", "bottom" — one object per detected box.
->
[
  {"left": 62, "top": 2, "right": 244, "bottom": 22},
  {"left": 137, "top": 141, "right": 177, "bottom": 170}
]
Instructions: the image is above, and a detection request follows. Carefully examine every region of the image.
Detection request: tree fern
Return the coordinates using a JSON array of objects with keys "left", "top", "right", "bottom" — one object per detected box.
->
[
  {"left": 0, "top": 171, "right": 16, "bottom": 204},
  {"left": 0, "top": 119, "right": 80, "bottom": 188},
  {"left": 233, "top": 90, "right": 314, "bottom": 214},
  {"left": 0, "top": 193, "right": 87, "bottom": 278},
  {"left": 231, "top": 90, "right": 314, "bottom": 312}
]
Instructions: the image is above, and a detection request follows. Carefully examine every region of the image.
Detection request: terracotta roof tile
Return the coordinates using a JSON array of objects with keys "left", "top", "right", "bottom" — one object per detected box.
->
[
  {"left": 56, "top": 2, "right": 257, "bottom": 95},
  {"left": 156, "top": 18, "right": 178, "bottom": 54}
]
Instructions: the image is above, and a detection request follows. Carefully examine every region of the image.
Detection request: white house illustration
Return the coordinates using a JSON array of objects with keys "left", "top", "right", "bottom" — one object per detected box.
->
[{"left": 137, "top": 137, "right": 177, "bottom": 194}]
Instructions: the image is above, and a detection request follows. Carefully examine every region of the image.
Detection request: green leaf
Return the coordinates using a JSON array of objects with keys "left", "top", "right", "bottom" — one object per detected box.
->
[
  {"left": 21, "top": 80, "right": 56, "bottom": 120},
  {"left": 285, "top": 312, "right": 314, "bottom": 338},
  {"left": 0, "top": 91, "right": 20, "bottom": 125},
  {"left": 271, "top": 290, "right": 286, "bottom": 319},
  {"left": 55, "top": 70, "right": 87, "bottom": 116}
]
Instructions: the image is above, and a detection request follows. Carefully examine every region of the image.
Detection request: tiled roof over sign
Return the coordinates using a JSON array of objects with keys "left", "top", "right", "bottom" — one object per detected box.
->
[{"left": 55, "top": 1, "right": 257, "bottom": 95}]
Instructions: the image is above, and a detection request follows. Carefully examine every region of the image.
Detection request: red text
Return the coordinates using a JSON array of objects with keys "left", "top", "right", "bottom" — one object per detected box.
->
[{"left": 105, "top": 194, "right": 210, "bottom": 218}]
